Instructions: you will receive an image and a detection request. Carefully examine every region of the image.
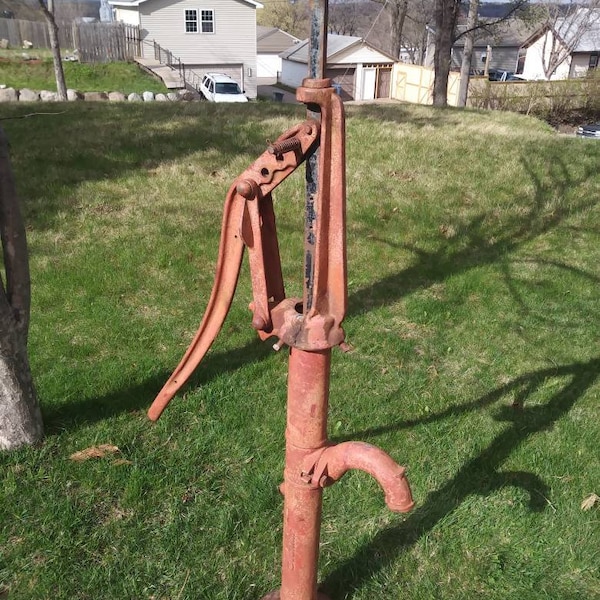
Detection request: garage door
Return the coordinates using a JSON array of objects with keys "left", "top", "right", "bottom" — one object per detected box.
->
[{"left": 325, "top": 67, "right": 356, "bottom": 101}]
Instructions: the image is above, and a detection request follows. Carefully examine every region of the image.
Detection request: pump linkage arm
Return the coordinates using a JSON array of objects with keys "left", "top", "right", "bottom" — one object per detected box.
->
[{"left": 148, "top": 80, "right": 414, "bottom": 532}]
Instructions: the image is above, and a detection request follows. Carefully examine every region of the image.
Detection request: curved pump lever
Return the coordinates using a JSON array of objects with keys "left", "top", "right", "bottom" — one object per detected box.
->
[{"left": 148, "top": 121, "right": 319, "bottom": 421}]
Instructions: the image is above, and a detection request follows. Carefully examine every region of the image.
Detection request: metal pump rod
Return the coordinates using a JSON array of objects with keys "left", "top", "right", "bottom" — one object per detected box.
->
[{"left": 304, "top": 0, "right": 328, "bottom": 313}]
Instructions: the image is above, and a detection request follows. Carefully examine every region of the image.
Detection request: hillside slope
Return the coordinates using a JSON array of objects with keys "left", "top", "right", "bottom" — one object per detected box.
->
[{"left": 0, "top": 0, "right": 100, "bottom": 21}]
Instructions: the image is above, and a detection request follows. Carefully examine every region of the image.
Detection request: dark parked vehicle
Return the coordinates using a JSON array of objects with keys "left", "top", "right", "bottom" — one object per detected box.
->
[
  {"left": 576, "top": 123, "right": 600, "bottom": 139},
  {"left": 488, "top": 69, "right": 525, "bottom": 82}
]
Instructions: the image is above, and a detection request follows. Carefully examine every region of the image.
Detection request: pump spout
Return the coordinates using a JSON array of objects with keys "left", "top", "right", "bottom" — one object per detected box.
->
[{"left": 306, "top": 441, "right": 415, "bottom": 513}]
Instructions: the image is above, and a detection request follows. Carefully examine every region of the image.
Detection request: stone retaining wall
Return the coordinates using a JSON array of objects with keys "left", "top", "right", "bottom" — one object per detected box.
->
[{"left": 0, "top": 87, "right": 203, "bottom": 103}]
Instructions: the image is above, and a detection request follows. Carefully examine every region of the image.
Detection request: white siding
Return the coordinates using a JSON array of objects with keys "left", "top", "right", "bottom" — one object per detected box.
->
[
  {"left": 257, "top": 53, "right": 281, "bottom": 79},
  {"left": 280, "top": 42, "right": 393, "bottom": 92},
  {"left": 570, "top": 54, "right": 592, "bottom": 77},
  {"left": 115, "top": 6, "right": 140, "bottom": 25},
  {"left": 139, "top": 0, "right": 258, "bottom": 98},
  {"left": 280, "top": 59, "right": 307, "bottom": 88},
  {"left": 332, "top": 44, "right": 393, "bottom": 66},
  {"left": 522, "top": 33, "right": 572, "bottom": 80}
]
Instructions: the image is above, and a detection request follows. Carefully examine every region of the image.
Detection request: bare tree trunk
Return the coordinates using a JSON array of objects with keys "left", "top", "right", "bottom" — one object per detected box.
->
[
  {"left": 432, "top": 0, "right": 461, "bottom": 107},
  {"left": 0, "top": 128, "right": 43, "bottom": 451},
  {"left": 390, "top": 0, "right": 409, "bottom": 59},
  {"left": 457, "top": 0, "right": 479, "bottom": 107},
  {"left": 37, "top": 0, "right": 67, "bottom": 101}
]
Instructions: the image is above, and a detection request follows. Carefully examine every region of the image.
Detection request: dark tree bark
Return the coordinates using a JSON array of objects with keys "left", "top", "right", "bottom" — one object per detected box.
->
[
  {"left": 390, "top": 0, "right": 410, "bottom": 59},
  {"left": 37, "top": 0, "right": 68, "bottom": 101},
  {"left": 432, "top": 0, "right": 462, "bottom": 107},
  {"left": 0, "top": 128, "right": 43, "bottom": 451}
]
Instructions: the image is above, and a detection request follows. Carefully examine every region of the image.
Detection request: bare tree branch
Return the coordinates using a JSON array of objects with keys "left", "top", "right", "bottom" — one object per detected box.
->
[{"left": 534, "top": 2, "right": 600, "bottom": 79}]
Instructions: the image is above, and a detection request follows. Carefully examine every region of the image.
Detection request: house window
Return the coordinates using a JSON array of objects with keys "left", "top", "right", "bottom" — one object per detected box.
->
[
  {"left": 185, "top": 9, "right": 198, "bottom": 33},
  {"left": 590, "top": 52, "right": 599, "bottom": 70},
  {"left": 184, "top": 9, "right": 214, "bottom": 33},
  {"left": 201, "top": 9, "right": 214, "bottom": 33}
]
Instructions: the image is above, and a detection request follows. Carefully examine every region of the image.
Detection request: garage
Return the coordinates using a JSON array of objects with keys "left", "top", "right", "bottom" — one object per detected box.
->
[{"left": 280, "top": 34, "right": 396, "bottom": 101}]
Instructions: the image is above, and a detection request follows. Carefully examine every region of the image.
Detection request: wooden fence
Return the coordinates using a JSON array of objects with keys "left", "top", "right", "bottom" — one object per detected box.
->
[
  {"left": 0, "top": 18, "right": 72, "bottom": 49},
  {"left": 391, "top": 63, "right": 461, "bottom": 107},
  {"left": 0, "top": 18, "right": 140, "bottom": 62},
  {"left": 390, "top": 62, "right": 600, "bottom": 113},
  {"left": 75, "top": 23, "right": 140, "bottom": 62}
]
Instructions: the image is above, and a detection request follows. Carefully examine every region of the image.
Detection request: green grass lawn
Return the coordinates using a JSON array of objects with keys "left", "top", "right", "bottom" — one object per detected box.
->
[
  {"left": 0, "top": 53, "right": 168, "bottom": 94},
  {"left": 0, "top": 101, "right": 599, "bottom": 600}
]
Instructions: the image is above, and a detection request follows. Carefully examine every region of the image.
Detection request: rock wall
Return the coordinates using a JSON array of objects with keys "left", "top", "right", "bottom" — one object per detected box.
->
[{"left": 0, "top": 87, "right": 203, "bottom": 103}]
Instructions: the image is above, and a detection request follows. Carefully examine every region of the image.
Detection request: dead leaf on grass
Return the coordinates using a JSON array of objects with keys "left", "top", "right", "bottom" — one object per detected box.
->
[
  {"left": 581, "top": 493, "right": 600, "bottom": 511},
  {"left": 69, "top": 444, "right": 120, "bottom": 462},
  {"left": 439, "top": 224, "right": 457, "bottom": 239}
]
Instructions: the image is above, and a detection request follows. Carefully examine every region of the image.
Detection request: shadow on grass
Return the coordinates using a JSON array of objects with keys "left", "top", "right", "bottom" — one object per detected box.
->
[
  {"left": 346, "top": 103, "right": 473, "bottom": 129},
  {"left": 2, "top": 102, "right": 303, "bottom": 230},
  {"left": 42, "top": 146, "right": 600, "bottom": 432},
  {"left": 347, "top": 151, "right": 599, "bottom": 317},
  {"left": 323, "top": 357, "right": 600, "bottom": 598},
  {"left": 42, "top": 337, "right": 270, "bottom": 434}
]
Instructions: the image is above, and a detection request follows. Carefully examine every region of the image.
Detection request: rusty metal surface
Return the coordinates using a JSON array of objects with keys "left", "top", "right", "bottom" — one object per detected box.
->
[
  {"left": 148, "top": 121, "right": 318, "bottom": 421},
  {"left": 302, "top": 441, "right": 415, "bottom": 513},
  {"left": 279, "top": 348, "right": 329, "bottom": 600},
  {"left": 261, "top": 592, "right": 330, "bottom": 600},
  {"left": 148, "top": 75, "right": 415, "bottom": 600}
]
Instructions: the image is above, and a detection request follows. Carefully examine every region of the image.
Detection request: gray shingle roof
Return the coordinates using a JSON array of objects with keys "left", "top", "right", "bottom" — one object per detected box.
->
[
  {"left": 257, "top": 26, "right": 300, "bottom": 53},
  {"left": 280, "top": 34, "right": 369, "bottom": 62}
]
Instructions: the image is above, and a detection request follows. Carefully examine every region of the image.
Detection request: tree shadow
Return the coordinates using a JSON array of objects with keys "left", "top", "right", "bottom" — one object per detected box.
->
[
  {"left": 42, "top": 336, "right": 271, "bottom": 434},
  {"left": 322, "top": 357, "right": 600, "bottom": 598},
  {"left": 346, "top": 103, "right": 469, "bottom": 129},
  {"left": 347, "top": 151, "right": 599, "bottom": 317},
  {"left": 2, "top": 102, "right": 304, "bottom": 231},
  {"left": 24, "top": 107, "right": 598, "bottom": 435}
]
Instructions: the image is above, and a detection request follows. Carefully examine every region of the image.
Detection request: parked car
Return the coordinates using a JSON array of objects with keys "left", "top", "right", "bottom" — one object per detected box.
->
[
  {"left": 487, "top": 69, "right": 525, "bottom": 82},
  {"left": 576, "top": 123, "right": 600, "bottom": 139},
  {"left": 200, "top": 73, "right": 248, "bottom": 103}
]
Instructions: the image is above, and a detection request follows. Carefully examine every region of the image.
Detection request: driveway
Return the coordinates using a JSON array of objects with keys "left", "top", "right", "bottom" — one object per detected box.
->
[{"left": 257, "top": 84, "right": 299, "bottom": 104}]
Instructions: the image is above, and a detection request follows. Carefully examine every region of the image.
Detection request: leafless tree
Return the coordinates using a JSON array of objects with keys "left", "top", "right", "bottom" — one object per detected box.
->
[
  {"left": 329, "top": 0, "right": 360, "bottom": 35},
  {"left": 434, "top": 0, "right": 530, "bottom": 106},
  {"left": 457, "top": 0, "right": 479, "bottom": 106},
  {"left": 387, "top": 0, "right": 410, "bottom": 59},
  {"left": 0, "top": 127, "right": 43, "bottom": 451},
  {"left": 534, "top": 1, "right": 600, "bottom": 80},
  {"left": 432, "top": 0, "right": 462, "bottom": 106},
  {"left": 402, "top": 2, "right": 436, "bottom": 65},
  {"left": 36, "top": 0, "right": 68, "bottom": 101},
  {"left": 369, "top": 0, "right": 434, "bottom": 61}
]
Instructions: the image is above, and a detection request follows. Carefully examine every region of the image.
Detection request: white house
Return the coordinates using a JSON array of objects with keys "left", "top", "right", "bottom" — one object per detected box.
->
[
  {"left": 256, "top": 26, "right": 300, "bottom": 80},
  {"left": 280, "top": 34, "right": 396, "bottom": 101},
  {"left": 518, "top": 9, "right": 600, "bottom": 80},
  {"left": 108, "top": 0, "right": 263, "bottom": 98}
]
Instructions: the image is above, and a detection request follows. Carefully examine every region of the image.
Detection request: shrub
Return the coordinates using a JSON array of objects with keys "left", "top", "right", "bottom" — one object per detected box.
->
[{"left": 468, "top": 71, "right": 600, "bottom": 125}]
